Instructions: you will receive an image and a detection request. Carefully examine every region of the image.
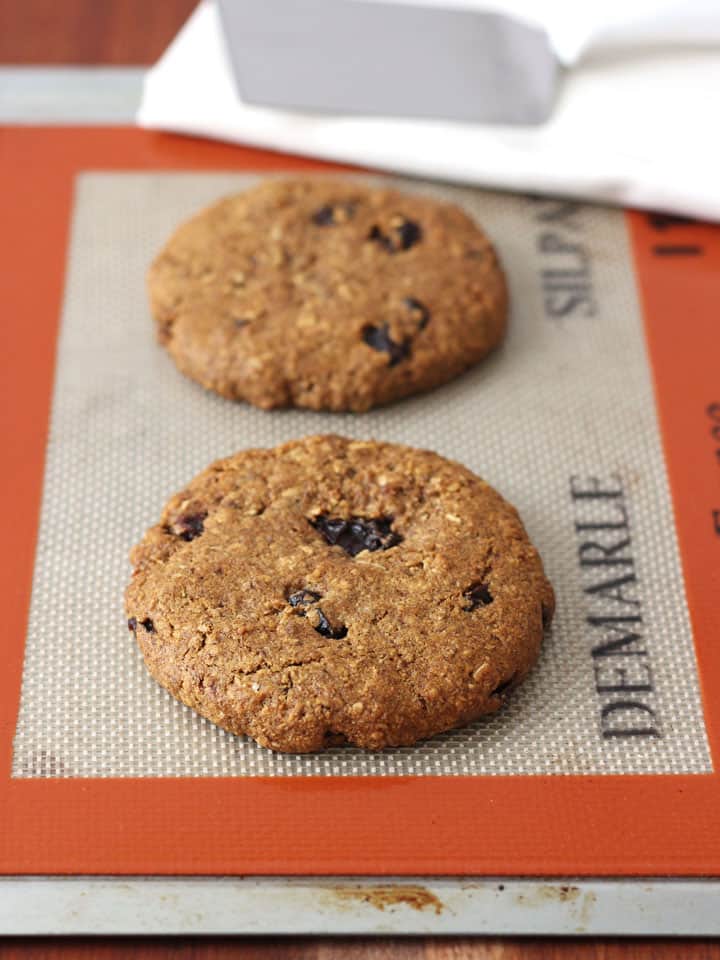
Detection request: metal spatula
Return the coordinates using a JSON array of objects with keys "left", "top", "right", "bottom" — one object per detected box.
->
[{"left": 216, "top": 0, "right": 720, "bottom": 126}]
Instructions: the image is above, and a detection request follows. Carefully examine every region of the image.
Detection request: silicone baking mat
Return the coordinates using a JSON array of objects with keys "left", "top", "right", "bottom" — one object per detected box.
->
[
  {"left": 10, "top": 171, "right": 710, "bottom": 779},
  {"left": 1, "top": 128, "right": 719, "bottom": 877}
]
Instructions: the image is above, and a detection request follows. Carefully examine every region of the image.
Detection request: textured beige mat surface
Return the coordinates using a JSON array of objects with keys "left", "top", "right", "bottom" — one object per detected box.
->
[{"left": 12, "top": 173, "right": 710, "bottom": 777}]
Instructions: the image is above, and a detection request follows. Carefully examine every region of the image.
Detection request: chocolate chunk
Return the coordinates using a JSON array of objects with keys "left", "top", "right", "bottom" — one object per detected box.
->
[
  {"left": 313, "top": 205, "right": 336, "bottom": 226},
  {"left": 396, "top": 219, "right": 422, "bottom": 249},
  {"left": 127, "top": 617, "right": 137, "bottom": 632},
  {"left": 288, "top": 589, "right": 347, "bottom": 639},
  {"left": 288, "top": 589, "right": 321, "bottom": 607},
  {"left": 363, "top": 298, "right": 429, "bottom": 364},
  {"left": 312, "top": 203, "right": 354, "bottom": 226},
  {"left": 140, "top": 618, "right": 155, "bottom": 633},
  {"left": 492, "top": 674, "right": 516, "bottom": 698},
  {"left": 170, "top": 512, "right": 207, "bottom": 542},
  {"left": 368, "top": 218, "right": 422, "bottom": 253},
  {"left": 403, "top": 297, "right": 430, "bottom": 330},
  {"left": 362, "top": 324, "right": 410, "bottom": 366},
  {"left": 463, "top": 583, "right": 493, "bottom": 611},
  {"left": 314, "top": 608, "right": 348, "bottom": 640},
  {"left": 541, "top": 603, "right": 553, "bottom": 629},
  {"left": 311, "top": 515, "right": 402, "bottom": 556},
  {"left": 368, "top": 225, "right": 386, "bottom": 247}
]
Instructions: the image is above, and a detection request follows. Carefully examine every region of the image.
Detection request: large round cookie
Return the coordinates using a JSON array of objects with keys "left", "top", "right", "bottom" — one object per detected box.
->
[
  {"left": 149, "top": 179, "right": 507, "bottom": 411},
  {"left": 125, "top": 435, "right": 554, "bottom": 753}
]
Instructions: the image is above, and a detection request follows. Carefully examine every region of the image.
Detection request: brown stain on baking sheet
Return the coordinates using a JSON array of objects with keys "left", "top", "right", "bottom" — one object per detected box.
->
[
  {"left": 510, "top": 884, "right": 597, "bottom": 932},
  {"left": 328, "top": 883, "right": 444, "bottom": 915},
  {"left": 514, "top": 883, "right": 582, "bottom": 905}
]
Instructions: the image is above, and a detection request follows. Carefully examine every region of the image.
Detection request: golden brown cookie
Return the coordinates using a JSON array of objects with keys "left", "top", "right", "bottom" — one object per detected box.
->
[
  {"left": 125, "top": 435, "right": 554, "bottom": 753},
  {"left": 149, "top": 179, "right": 507, "bottom": 411}
]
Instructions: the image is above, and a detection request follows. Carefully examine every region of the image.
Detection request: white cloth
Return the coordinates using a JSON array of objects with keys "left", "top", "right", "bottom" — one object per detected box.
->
[{"left": 138, "top": 0, "right": 720, "bottom": 219}]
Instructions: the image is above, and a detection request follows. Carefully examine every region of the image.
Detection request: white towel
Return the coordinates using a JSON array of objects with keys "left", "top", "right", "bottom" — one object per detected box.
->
[{"left": 138, "top": 0, "right": 720, "bottom": 219}]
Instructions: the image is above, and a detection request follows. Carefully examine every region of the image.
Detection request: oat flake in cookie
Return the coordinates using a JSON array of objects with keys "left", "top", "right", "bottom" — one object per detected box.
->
[
  {"left": 148, "top": 179, "right": 507, "bottom": 411},
  {"left": 125, "top": 436, "right": 554, "bottom": 753}
]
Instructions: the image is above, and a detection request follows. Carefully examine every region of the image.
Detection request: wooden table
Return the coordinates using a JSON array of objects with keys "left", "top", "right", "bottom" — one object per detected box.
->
[
  {"left": 0, "top": 939, "right": 718, "bottom": 959},
  {"left": 1, "top": 2, "right": 716, "bottom": 957}
]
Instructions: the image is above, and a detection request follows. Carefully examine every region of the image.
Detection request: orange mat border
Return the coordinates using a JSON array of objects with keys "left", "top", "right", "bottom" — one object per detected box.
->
[{"left": 1, "top": 127, "right": 719, "bottom": 876}]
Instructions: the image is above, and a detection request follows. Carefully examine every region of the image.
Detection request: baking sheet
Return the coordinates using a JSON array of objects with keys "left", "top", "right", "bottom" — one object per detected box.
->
[
  {"left": 11, "top": 172, "right": 711, "bottom": 778},
  {"left": 5, "top": 876, "right": 720, "bottom": 935}
]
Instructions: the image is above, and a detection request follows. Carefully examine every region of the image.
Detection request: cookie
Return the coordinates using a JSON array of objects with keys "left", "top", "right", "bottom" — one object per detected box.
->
[
  {"left": 149, "top": 179, "right": 507, "bottom": 411},
  {"left": 125, "top": 435, "right": 554, "bottom": 753}
]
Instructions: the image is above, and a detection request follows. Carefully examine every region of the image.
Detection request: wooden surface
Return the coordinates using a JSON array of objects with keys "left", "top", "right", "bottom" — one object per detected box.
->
[
  {"left": 0, "top": 0, "right": 198, "bottom": 64},
  {"left": 0, "top": 940, "right": 719, "bottom": 959},
  {"left": 1, "top": 0, "right": 718, "bottom": 956}
]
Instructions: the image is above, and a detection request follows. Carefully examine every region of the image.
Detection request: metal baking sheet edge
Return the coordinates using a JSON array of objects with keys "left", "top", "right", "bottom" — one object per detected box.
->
[{"left": 1, "top": 876, "right": 719, "bottom": 935}]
